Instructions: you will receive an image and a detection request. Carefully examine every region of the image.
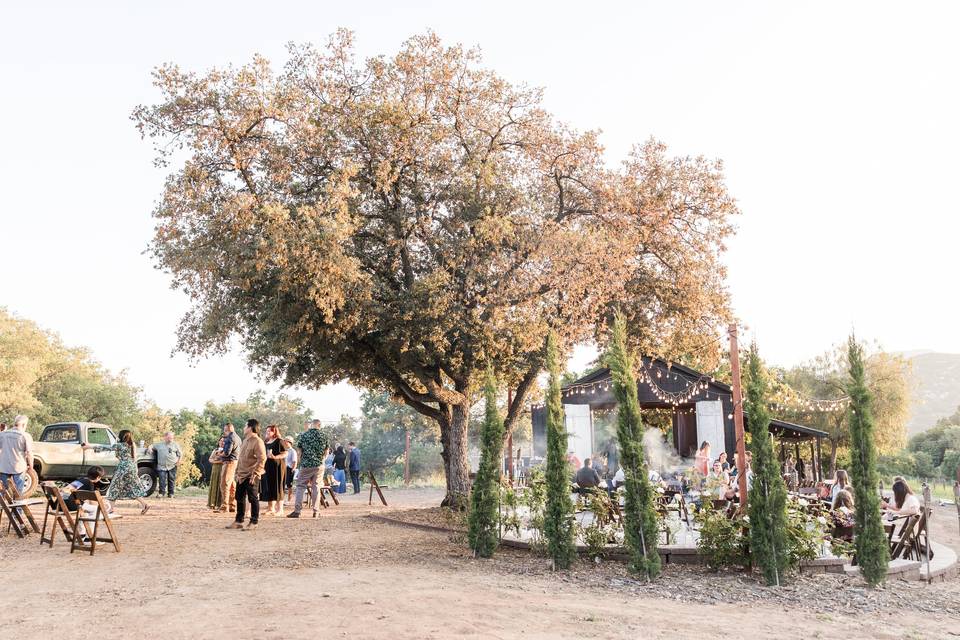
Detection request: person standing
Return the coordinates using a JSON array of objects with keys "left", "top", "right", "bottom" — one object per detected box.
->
[
  {"left": 287, "top": 419, "right": 329, "bottom": 518},
  {"left": 260, "top": 425, "right": 287, "bottom": 516},
  {"left": 348, "top": 441, "right": 362, "bottom": 494},
  {"left": 82, "top": 430, "right": 149, "bottom": 515},
  {"left": 332, "top": 444, "right": 347, "bottom": 493},
  {"left": 207, "top": 437, "right": 225, "bottom": 510},
  {"left": 283, "top": 436, "right": 298, "bottom": 506},
  {"left": 227, "top": 419, "right": 266, "bottom": 531},
  {"left": 150, "top": 431, "right": 182, "bottom": 498},
  {"left": 218, "top": 423, "right": 241, "bottom": 513},
  {"left": 0, "top": 415, "right": 33, "bottom": 495}
]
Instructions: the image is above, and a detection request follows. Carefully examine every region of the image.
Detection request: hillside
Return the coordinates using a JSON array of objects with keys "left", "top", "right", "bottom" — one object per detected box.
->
[{"left": 907, "top": 352, "right": 960, "bottom": 434}]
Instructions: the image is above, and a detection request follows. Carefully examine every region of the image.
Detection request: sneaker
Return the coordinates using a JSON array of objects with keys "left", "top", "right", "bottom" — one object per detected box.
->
[
  {"left": 225, "top": 522, "right": 243, "bottom": 529},
  {"left": 286, "top": 511, "right": 300, "bottom": 518},
  {"left": 243, "top": 523, "right": 258, "bottom": 531}
]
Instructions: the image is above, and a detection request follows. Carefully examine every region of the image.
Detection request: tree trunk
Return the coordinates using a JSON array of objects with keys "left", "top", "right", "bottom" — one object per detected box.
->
[
  {"left": 440, "top": 403, "right": 471, "bottom": 510},
  {"left": 829, "top": 439, "right": 838, "bottom": 477}
]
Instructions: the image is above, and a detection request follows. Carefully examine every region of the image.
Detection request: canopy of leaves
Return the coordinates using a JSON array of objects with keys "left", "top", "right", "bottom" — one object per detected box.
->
[{"left": 133, "top": 31, "right": 738, "bottom": 501}]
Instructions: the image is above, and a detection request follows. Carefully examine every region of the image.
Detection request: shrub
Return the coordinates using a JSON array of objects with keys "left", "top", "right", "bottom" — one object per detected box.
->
[{"left": 696, "top": 505, "right": 749, "bottom": 571}]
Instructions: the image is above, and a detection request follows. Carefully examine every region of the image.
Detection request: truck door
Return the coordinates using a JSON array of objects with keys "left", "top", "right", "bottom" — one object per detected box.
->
[
  {"left": 38, "top": 424, "right": 83, "bottom": 477},
  {"left": 83, "top": 426, "right": 120, "bottom": 476}
]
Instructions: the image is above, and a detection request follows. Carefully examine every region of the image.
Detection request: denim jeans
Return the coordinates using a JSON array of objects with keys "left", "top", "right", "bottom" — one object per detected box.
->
[
  {"left": 157, "top": 467, "right": 177, "bottom": 496},
  {"left": 0, "top": 472, "right": 25, "bottom": 495}
]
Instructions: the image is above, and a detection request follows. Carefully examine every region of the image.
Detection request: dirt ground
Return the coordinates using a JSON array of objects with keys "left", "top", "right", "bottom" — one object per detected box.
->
[{"left": 2, "top": 488, "right": 958, "bottom": 640}]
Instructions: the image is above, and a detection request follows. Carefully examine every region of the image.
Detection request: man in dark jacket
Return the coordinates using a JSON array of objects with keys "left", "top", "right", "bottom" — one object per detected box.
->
[{"left": 348, "top": 442, "right": 362, "bottom": 494}]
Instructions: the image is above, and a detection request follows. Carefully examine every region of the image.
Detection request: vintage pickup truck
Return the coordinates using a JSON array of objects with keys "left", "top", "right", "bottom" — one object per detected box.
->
[{"left": 24, "top": 422, "right": 158, "bottom": 497}]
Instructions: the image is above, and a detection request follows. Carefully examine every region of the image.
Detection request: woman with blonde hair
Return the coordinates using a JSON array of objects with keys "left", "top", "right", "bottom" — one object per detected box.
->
[{"left": 830, "top": 469, "right": 850, "bottom": 501}]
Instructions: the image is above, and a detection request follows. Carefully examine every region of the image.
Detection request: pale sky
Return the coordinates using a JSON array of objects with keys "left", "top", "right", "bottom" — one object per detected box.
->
[{"left": 1, "top": 1, "right": 957, "bottom": 420}]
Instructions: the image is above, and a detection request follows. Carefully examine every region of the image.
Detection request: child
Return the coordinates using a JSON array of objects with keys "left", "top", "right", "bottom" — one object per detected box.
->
[{"left": 63, "top": 466, "right": 114, "bottom": 519}]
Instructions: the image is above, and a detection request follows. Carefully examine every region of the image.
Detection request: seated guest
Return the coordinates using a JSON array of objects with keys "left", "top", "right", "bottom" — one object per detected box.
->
[
  {"left": 63, "top": 466, "right": 106, "bottom": 512},
  {"left": 829, "top": 489, "right": 856, "bottom": 539},
  {"left": 830, "top": 469, "right": 850, "bottom": 501},
  {"left": 705, "top": 461, "right": 732, "bottom": 499},
  {"left": 717, "top": 452, "right": 730, "bottom": 472},
  {"left": 883, "top": 478, "right": 921, "bottom": 517},
  {"left": 831, "top": 488, "right": 855, "bottom": 511},
  {"left": 574, "top": 458, "right": 602, "bottom": 492},
  {"left": 612, "top": 465, "right": 625, "bottom": 488}
]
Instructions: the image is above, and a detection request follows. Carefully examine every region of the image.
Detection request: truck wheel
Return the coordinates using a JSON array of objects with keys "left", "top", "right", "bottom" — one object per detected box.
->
[
  {"left": 21, "top": 468, "right": 40, "bottom": 497},
  {"left": 138, "top": 466, "right": 158, "bottom": 497}
]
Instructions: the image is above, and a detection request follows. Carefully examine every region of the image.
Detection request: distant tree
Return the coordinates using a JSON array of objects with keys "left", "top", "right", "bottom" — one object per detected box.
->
[
  {"left": 468, "top": 370, "right": 505, "bottom": 558},
  {"left": 781, "top": 343, "right": 910, "bottom": 474},
  {"left": 604, "top": 312, "right": 660, "bottom": 579},
  {"left": 846, "top": 337, "right": 889, "bottom": 587},
  {"left": 745, "top": 345, "right": 789, "bottom": 586},
  {"left": 358, "top": 390, "right": 441, "bottom": 479},
  {"left": 133, "top": 30, "right": 737, "bottom": 506},
  {"left": 543, "top": 334, "right": 576, "bottom": 569}
]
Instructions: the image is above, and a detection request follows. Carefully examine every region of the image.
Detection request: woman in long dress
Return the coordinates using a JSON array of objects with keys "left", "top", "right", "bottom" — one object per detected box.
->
[
  {"left": 260, "top": 425, "right": 288, "bottom": 516},
  {"left": 82, "top": 429, "right": 149, "bottom": 515},
  {"left": 207, "top": 438, "right": 224, "bottom": 510}
]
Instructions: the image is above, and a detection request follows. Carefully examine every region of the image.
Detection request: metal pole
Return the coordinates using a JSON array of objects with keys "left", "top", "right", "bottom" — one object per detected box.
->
[{"left": 728, "top": 324, "right": 749, "bottom": 503}]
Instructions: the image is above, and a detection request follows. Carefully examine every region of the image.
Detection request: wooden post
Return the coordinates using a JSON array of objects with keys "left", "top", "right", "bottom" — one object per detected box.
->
[
  {"left": 507, "top": 388, "right": 514, "bottom": 484},
  {"left": 727, "top": 324, "right": 749, "bottom": 503},
  {"left": 815, "top": 437, "right": 823, "bottom": 483},
  {"left": 954, "top": 481, "right": 960, "bottom": 535},
  {"left": 403, "top": 429, "right": 410, "bottom": 486}
]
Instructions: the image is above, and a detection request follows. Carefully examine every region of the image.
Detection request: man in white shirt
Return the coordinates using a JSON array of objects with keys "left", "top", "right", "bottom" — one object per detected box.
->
[{"left": 0, "top": 415, "right": 34, "bottom": 494}]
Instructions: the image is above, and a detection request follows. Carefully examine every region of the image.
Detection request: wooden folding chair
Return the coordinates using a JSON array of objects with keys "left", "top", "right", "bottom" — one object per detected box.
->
[
  {"left": 40, "top": 483, "right": 76, "bottom": 548},
  {"left": 1, "top": 478, "right": 43, "bottom": 537},
  {"left": 889, "top": 515, "right": 920, "bottom": 560},
  {"left": 70, "top": 490, "right": 121, "bottom": 555},
  {"left": 319, "top": 485, "right": 339, "bottom": 506},
  {"left": 0, "top": 485, "right": 28, "bottom": 538}
]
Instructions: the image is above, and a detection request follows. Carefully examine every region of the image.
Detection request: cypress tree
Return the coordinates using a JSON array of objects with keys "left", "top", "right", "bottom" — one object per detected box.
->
[
  {"left": 846, "top": 336, "right": 889, "bottom": 586},
  {"left": 745, "top": 345, "right": 790, "bottom": 586},
  {"left": 604, "top": 312, "right": 660, "bottom": 579},
  {"left": 543, "top": 333, "right": 577, "bottom": 569},
  {"left": 467, "top": 370, "right": 506, "bottom": 558}
]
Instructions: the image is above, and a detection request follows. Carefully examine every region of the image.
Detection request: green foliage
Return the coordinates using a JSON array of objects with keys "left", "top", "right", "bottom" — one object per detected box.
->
[
  {"left": 578, "top": 521, "right": 610, "bottom": 560},
  {"left": 745, "top": 345, "right": 790, "bottom": 586},
  {"left": 908, "top": 421, "right": 960, "bottom": 473},
  {"left": 543, "top": 334, "right": 577, "bottom": 570},
  {"left": 468, "top": 371, "right": 506, "bottom": 558},
  {"left": 696, "top": 505, "right": 748, "bottom": 571},
  {"left": 784, "top": 500, "right": 827, "bottom": 567},
  {"left": 846, "top": 337, "right": 890, "bottom": 587},
  {"left": 498, "top": 482, "right": 523, "bottom": 538},
  {"left": 604, "top": 312, "right": 660, "bottom": 579},
  {"left": 358, "top": 391, "right": 441, "bottom": 479}
]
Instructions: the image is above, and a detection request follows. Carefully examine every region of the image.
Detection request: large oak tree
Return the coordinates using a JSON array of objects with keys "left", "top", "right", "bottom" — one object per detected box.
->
[{"left": 134, "top": 31, "right": 736, "bottom": 507}]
